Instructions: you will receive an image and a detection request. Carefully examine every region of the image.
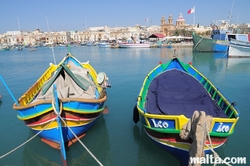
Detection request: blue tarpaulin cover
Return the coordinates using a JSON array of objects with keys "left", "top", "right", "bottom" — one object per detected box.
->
[{"left": 146, "top": 69, "right": 227, "bottom": 118}]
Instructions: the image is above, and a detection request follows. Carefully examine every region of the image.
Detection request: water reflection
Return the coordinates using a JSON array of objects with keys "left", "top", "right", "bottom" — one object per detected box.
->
[{"left": 227, "top": 57, "right": 250, "bottom": 71}]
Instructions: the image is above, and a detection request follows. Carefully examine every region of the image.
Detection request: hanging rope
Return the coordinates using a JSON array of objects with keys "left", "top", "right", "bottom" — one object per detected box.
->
[
  {"left": 205, "top": 126, "right": 231, "bottom": 166},
  {"left": 193, "top": 36, "right": 204, "bottom": 52},
  {"left": 58, "top": 115, "right": 104, "bottom": 166},
  {"left": 0, "top": 119, "right": 55, "bottom": 159}
]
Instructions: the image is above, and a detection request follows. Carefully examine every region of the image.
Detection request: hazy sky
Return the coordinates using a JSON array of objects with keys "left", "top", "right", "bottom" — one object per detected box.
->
[{"left": 0, "top": 0, "right": 248, "bottom": 34}]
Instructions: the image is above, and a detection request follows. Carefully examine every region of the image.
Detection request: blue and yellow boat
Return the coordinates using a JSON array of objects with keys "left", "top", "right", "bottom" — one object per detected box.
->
[
  {"left": 13, "top": 53, "right": 110, "bottom": 163},
  {"left": 133, "top": 57, "right": 239, "bottom": 166}
]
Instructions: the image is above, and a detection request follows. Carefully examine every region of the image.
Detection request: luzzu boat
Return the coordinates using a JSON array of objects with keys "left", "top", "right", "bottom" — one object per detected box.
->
[
  {"left": 133, "top": 57, "right": 239, "bottom": 166},
  {"left": 13, "top": 53, "right": 110, "bottom": 164}
]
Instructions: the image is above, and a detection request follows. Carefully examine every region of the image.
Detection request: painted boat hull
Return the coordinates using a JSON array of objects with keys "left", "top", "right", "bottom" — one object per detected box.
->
[
  {"left": 20, "top": 101, "right": 105, "bottom": 145},
  {"left": 228, "top": 42, "right": 250, "bottom": 58},
  {"left": 32, "top": 116, "right": 99, "bottom": 145},
  {"left": 145, "top": 127, "right": 226, "bottom": 166},
  {"left": 134, "top": 57, "right": 239, "bottom": 165},
  {"left": 192, "top": 33, "right": 228, "bottom": 52},
  {"left": 13, "top": 54, "right": 109, "bottom": 151},
  {"left": 98, "top": 43, "right": 111, "bottom": 48}
]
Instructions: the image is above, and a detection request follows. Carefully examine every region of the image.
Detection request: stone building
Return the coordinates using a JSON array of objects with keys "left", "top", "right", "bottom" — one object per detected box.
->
[
  {"left": 160, "top": 13, "right": 190, "bottom": 36},
  {"left": 160, "top": 15, "right": 175, "bottom": 36}
]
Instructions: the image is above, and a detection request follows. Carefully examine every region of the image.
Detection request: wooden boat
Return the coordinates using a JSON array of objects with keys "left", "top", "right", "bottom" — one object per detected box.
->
[
  {"left": 13, "top": 53, "right": 110, "bottom": 164},
  {"left": 133, "top": 57, "right": 239, "bottom": 166}
]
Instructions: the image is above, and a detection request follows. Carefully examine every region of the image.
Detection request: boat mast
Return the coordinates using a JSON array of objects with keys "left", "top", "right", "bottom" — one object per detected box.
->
[
  {"left": 228, "top": 0, "right": 234, "bottom": 24},
  {"left": 17, "top": 17, "right": 21, "bottom": 31},
  {"left": 46, "top": 14, "right": 57, "bottom": 65}
]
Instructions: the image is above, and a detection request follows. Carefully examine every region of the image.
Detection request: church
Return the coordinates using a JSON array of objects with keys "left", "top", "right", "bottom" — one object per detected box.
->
[{"left": 160, "top": 13, "right": 190, "bottom": 36}]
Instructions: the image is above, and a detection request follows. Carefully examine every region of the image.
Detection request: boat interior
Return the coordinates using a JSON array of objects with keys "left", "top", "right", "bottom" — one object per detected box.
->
[{"left": 146, "top": 69, "right": 228, "bottom": 118}]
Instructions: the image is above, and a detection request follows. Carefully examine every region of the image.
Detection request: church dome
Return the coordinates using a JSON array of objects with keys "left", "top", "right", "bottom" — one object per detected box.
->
[{"left": 177, "top": 13, "right": 185, "bottom": 21}]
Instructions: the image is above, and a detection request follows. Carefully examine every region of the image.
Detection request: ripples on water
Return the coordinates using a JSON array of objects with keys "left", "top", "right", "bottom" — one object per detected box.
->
[{"left": 0, "top": 46, "right": 249, "bottom": 166}]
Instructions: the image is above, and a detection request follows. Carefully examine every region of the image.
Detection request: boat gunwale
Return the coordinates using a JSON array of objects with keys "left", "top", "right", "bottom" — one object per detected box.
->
[{"left": 13, "top": 95, "right": 107, "bottom": 110}]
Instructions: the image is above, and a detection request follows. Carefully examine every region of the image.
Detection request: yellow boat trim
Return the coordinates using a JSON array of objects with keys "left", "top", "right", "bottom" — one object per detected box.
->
[
  {"left": 63, "top": 107, "right": 104, "bottom": 114},
  {"left": 138, "top": 107, "right": 238, "bottom": 135}
]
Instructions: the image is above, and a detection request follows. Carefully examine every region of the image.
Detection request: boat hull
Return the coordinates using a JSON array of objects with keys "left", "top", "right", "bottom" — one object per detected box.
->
[
  {"left": 98, "top": 43, "right": 111, "bottom": 48},
  {"left": 229, "top": 44, "right": 250, "bottom": 58},
  {"left": 145, "top": 127, "right": 227, "bottom": 166},
  {"left": 134, "top": 57, "right": 239, "bottom": 165},
  {"left": 32, "top": 116, "right": 99, "bottom": 146},
  {"left": 13, "top": 54, "right": 110, "bottom": 151},
  {"left": 192, "top": 33, "right": 228, "bottom": 52},
  {"left": 119, "top": 43, "right": 150, "bottom": 48},
  {"left": 15, "top": 98, "right": 106, "bottom": 147}
]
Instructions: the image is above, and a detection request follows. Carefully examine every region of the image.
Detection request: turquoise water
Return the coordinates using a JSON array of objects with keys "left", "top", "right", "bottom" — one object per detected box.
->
[{"left": 0, "top": 46, "right": 249, "bottom": 166}]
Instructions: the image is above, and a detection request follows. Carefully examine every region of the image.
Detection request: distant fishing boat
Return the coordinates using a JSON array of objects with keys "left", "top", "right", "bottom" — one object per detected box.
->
[
  {"left": 98, "top": 42, "right": 111, "bottom": 48},
  {"left": 28, "top": 46, "right": 37, "bottom": 51},
  {"left": 193, "top": 29, "right": 250, "bottom": 54},
  {"left": 12, "top": 53, "right": 111, "bottom": 164},
  {"left": 0, "top": 45, "right": 10, "bottom": 51},
  {"left": 133, "top": 57, "right": 240, "bottom": 166},
  {"left": 118, "top": 42, "right": 150, "bottom": 48}
]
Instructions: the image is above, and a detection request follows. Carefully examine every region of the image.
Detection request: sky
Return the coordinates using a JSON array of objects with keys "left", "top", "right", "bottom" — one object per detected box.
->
[{"left": 0, "top": 0, "right": 249, "bottom": 34}]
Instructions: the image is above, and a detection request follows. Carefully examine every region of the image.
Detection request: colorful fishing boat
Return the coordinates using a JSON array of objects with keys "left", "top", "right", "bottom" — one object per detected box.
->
[
  {"left": 133, "top": 57, "right": 239, "bottom": 166},
  {"left": 12, "top": 53, "right": 110, "bottom": 164}
]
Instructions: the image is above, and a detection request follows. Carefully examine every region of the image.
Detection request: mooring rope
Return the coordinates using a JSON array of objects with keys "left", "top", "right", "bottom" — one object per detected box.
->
[
  {"left": 0, "top": 119, "right": 55, "bottom": 159},
  {"left": 205, "top": 128, "right": 231, "bottom": 166},
  {"left": 58, "top": 115, "right": 104, "bottom": 166},
  {"left": 193, "top": 36, "right": 204, "bottom": 52}
]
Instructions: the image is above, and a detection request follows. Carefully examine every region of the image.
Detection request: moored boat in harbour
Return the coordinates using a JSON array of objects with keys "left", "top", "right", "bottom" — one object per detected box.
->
[
  {"left": 12, "top": 52, "right": 111, "bottom": 164},
  {"left": 98, "top": 42, "right": 111, "bottom": 48},
  {"left": 192, "top": 31, "right": 229, "bottom": 52},
  {"left": 228, "top": 38, "right": 250, "bottom": 58},
  {"left": 118, "top": 42, "right": 150, "bottom": 48},
  {"left": 133, "top": 57, "right": 240, "bottom": 166}
]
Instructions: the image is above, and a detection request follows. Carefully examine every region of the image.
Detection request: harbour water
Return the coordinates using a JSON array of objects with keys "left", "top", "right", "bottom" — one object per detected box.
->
[{"left": 0, "top": 46, "right": 249, "bottom": 166}]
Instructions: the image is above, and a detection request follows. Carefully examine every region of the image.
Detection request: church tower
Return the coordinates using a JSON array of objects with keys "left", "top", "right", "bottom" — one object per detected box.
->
[
  {"left": 168, "top": 15, "right": 173, "bottom": 25},
  {"left": 160, "top": 15, "right": 175, "bottom": 36},
  {"left": 161, "top": 15, "right": 166, "bottom": 25}
]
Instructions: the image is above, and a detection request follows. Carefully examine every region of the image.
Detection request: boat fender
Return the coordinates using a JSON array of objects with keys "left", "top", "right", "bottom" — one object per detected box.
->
[
  {"left": 97, "top": 72, "right": 106, "bottom": 85},
  {"left": 133, "top": 105, "right": 140, "bottom": 124},
  {"left": 97, "top": 72, "right": 111, "bottom": 88}
]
